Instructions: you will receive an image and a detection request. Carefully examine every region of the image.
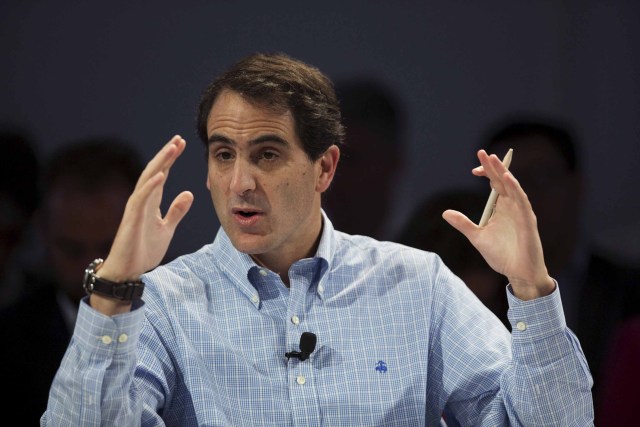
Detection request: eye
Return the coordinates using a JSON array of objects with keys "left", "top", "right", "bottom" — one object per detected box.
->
[
  {"left": 261, "top": 150, "right": 279, "bottom": 161},
  {"left": 214, "top": 150, "right": 234, "bottom": 161}
]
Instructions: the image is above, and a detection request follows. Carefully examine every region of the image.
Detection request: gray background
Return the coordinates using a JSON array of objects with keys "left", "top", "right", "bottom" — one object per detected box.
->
[{"left": 1, "top": 0, "right": 638, "bottom": 262}]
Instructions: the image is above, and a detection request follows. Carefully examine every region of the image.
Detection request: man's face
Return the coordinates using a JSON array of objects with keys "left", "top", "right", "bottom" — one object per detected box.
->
[
  {"left": 206, "top": 90, "right": 334, "bottom": 269},
  {"left": 43, "top": 180, "right": 130, "bottom": 301}
]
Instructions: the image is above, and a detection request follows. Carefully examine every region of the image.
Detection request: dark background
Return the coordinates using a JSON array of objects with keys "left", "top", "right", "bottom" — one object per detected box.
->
[{"left": 1, "top": 0, "right": 638, "bottom": 261}]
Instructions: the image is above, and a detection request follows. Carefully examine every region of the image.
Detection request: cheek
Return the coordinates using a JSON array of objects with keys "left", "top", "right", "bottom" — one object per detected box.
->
[
  {"left": 207, "top": 170, "right": 226, "bottom": 194},
  {"left": 276, "top": 170, "right": 314, "bottom": 205}
]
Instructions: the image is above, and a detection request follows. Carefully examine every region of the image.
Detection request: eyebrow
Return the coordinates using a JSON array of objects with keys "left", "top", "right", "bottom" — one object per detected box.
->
[{"left": 207, "top": 133, "right": 290, "bottom": 147}]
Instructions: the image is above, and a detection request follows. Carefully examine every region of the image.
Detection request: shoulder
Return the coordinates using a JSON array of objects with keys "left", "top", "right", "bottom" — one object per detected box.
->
[
  {"left": 142, "top": 243, "right": 221, "bottom": 301},
  {"left": 330, "top": 231, "right": 457, "bottom": 297},
  {"left": 334, "top": 231, "right": 444, "bottom": 271}
]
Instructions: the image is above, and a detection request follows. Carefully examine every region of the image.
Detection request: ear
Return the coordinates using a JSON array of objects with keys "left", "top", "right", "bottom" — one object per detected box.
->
[
  {"left": 315, "top": 145, "right": 340, "bottom": 193},
  {"left": 206, "top": 175, "right": 211, "bottom": 191}
]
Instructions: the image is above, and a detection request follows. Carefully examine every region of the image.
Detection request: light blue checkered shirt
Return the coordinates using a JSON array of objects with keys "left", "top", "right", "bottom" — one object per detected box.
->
[{"left": 42, "top": 214, "right": 593, "bottom": 426}]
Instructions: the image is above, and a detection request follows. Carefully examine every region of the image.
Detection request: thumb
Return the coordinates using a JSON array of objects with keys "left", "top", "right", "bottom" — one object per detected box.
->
[
  {"left": 164, "top": 191, "right": 194, "bottom": 229},
  {"left": 442, "top": 209, "right": 478, "bottom": 242}
]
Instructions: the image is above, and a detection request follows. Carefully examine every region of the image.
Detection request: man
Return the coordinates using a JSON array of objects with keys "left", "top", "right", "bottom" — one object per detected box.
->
[
  {"left": 0, "top": 138, "right": 142, "bottom": 426},
  {"left": 42, "top": 53, "right": 593, "bottom": 426}
]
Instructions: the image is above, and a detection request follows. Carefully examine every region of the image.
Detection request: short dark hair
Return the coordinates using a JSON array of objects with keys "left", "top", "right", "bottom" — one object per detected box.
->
[
  {"left": 43, "top": 137, "right": 143, "bottom": 194},
  {"left": 196, "top": 52, "right": 345, "bottom": 161},
  {"left": 483, "top": 116, "right": 579, "bottom": 172}
]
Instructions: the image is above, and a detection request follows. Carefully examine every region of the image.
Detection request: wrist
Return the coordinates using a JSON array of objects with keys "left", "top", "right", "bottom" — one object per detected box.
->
[
  {"left": 97, "top": 258, "right": 141, "bottom": 283},
  {"left": 83, "top": 258, "right": 145, "bottom": 302},
  {"left": 509, "top": 275, "right": 556, "bottom": 301}
]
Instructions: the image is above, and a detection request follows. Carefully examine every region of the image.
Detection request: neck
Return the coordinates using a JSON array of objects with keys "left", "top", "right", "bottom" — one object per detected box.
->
[{"left": 250, "top": 218, "right": 324, "bottom": 288}]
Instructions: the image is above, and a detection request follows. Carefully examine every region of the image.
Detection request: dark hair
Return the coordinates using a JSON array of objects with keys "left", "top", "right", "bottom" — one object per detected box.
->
[
  {"left": 43, "top": 137, "right": 143, "bottom": 194},
  {"left": 197, "top": 52, "right": 345, "bottom": 161},
  {"left": 0, "top": 129, "right": 40, "bottom": 215},
  {"left": 483, "top": 116, "right": 579, "bottom": 172}
]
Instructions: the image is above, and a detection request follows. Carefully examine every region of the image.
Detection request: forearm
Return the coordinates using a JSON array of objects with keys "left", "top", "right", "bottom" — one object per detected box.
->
[
  {"left": 42, "top": 300, "right": 148, "bottom": 426},
  {"left": 434, "top": 274, "right": 593, "bottom": 426}
]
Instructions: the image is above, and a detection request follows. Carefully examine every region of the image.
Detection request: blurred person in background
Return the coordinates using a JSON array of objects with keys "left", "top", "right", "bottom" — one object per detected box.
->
[
  {"left": 0, "top": 128, "right": 40, "bottom": 309},
  {"left": 596, "top": 314, "right": 640, "bottom": 425},
  {"left": 0, "top": 137, "right": 143, "bottom": 426},
  {"left": 323, "top": 78, "right": 404, "bottom": 240},
  {"left": 480, "top": 115, "right": 640, "bottom": 406}
]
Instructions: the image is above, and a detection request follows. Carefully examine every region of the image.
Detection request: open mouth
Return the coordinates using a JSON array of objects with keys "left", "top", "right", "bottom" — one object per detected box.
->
[
  {"left": 232, "top": 207, "right": 263, "bottom": 222},
  {"left": 237, "top": 211, "right": 257, "bottom": 218}
]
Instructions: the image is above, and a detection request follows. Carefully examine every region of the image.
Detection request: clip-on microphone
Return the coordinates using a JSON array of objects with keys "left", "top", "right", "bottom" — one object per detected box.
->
[{"left": 285, "top": 332, "right": 317, "bottom": 361}]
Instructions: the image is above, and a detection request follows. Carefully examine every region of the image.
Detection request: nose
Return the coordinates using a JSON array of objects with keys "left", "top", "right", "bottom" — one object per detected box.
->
[{"left": 229, "top": 158, "right": 256, "bottom": 196}]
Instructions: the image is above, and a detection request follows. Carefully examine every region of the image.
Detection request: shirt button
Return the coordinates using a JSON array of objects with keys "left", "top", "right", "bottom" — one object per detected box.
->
[
  {"left": 291, "top": 315, "right": 300, "bottom": 325},
  {"left": 101, "top": 335, "right": 112, "bottom": 345},
  {"left": 296, "top": 375, "right": 306, "bottom": 385},
  {"left": 317, "top": 285, "right": 324, "bottom": 294},
  {"left": 251, "top": 294, "right": 260, "bottom": 304},
  {"left": 118, "top": 333, "right": 128, "bottom": 343},
  {"left": 259, "top": 269, "right": 268, "bottom": 277},
  {"left": 516, "top": 321, "right": 527, "bottom": 331}
]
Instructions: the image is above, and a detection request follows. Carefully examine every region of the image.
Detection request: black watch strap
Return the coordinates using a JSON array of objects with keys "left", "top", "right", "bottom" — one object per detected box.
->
[{"left": 83, "top": 258, "right": 144, "bottom": 301}]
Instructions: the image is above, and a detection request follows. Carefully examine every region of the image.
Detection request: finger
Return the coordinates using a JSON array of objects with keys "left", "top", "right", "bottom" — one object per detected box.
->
[
  {"left": 501, "top": 169, "right": 530, "bottom": 206},
  {"left": 472, "top": 164, "right": 486, "bottom": 177},
  {"left": 158, "top": 136, "right": 187, "bottom": 177},
  {"left": 479, "top": 151, "right": 509, "bottom": 194},
  {"left": 127, "top": 171, "right": 166, "bottom": 215},
  {"left": 164, "top": 191, "right": 194, "bottom": 229},
  {"left": 442, "top": 209, "right": 478, "bottom": 242},
  {"left": 136, "top": 136, "right": 185, "bottom": 191}
]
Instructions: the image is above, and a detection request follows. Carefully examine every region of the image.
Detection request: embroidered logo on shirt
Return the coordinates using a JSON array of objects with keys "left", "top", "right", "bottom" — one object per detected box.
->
[{"left": 375, "top": 360, "right": 388, "bottom": 373}]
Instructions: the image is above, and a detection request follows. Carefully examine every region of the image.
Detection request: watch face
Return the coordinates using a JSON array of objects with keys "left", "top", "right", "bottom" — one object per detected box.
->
[
  {"left": 83, "top": 258, "right": 103, "bottom": 293},
  {"left": 80, "top": 258, "right": 143, "bottom": 301},
  {"left": 83, "top": 266, "right": 93, "bottom": 292}
]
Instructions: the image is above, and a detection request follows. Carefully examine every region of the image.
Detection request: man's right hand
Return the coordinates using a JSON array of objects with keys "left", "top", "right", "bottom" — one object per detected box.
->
[{"left": 90, "top": 135, "right": 194, "bottom": 316}]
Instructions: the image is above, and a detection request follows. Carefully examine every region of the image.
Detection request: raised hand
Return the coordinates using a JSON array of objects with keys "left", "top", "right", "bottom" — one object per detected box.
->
[
  {"left": 442, "top": 149, "right": 555, "bottom": 300},
  {"left": 92, "top": 135, "right": 194, "bottom": 313}
]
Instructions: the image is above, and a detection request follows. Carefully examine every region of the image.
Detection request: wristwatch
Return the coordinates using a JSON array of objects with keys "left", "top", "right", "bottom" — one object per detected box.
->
[{"left": 83, "top": 258, "right": 145, "bottom": 301}]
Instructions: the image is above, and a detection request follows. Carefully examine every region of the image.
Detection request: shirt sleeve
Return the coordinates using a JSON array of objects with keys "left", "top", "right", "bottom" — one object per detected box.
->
[
  {"left": 431, "top": 271, "right": 594, "bottom": 426},
  {"left": 40, "top": 297, "right": 160, "bottom": 426},
  {"left": 501, "top": 282, "right": 594, "bottom": 425}
]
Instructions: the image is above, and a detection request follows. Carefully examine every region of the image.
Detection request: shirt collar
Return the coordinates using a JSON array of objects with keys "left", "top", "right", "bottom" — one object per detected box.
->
[{"left": 211, "top": 209, "right": 336, "bottom": 305}]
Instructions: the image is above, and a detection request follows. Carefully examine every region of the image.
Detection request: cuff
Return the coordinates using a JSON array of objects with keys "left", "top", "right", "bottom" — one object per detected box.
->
[
  {"left": 73, "top": 297, "right": 146, "bottom": 357},
  {"left": 506, "top": 279, "right": 566, "bottom": 344}
]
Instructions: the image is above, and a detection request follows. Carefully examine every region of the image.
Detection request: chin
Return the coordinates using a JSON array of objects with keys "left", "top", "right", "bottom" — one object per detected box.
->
[{"left": 228, "top": 232, "right": 271, "bottom": 255}]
